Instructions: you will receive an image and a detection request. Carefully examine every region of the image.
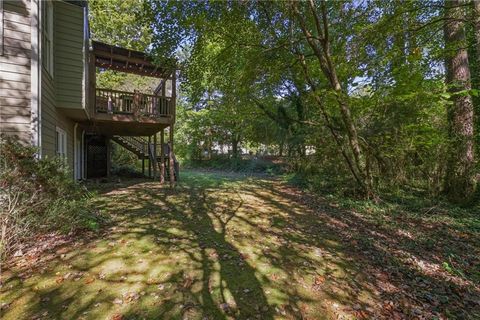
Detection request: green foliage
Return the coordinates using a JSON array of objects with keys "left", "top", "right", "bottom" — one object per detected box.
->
[
  {"left": 89, "top": 0, "right": 153, "bottom": 51},
  {"left": 89, "top": 0, "right": 159, "bottom": 93},
  {"left": 184, "top": 155, "right": 284, "bottom": 175},
  {"left": 0, "top": 137, "right": 102, "bottom": 262},
  {"left": 95, "top": 70, "right": 159, "bottom": 94},
  {"left": 110, "top": 142, "right": 144, "bottom": 178},
  {"left": 147, "top": 0, "right": 471, "bottom": 200}
]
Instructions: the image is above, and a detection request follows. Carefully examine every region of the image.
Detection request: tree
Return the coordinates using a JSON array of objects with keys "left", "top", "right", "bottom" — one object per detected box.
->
[
  {"left": 89, "top": 0, "right": 153, "bottom": 51},
  {"left": 443, "top": 0, "right": 476, "bottom": 202},
  {"left": 473, "top": 1, "right": 480, "bottom": 65},
  {"left": 470, "top": 1, "right": 480, "bottom": 154},
  {"left": 89, "top": 0, "right": 158, "bottom": 92},
  {"left": 147, "top": 0, "right": 477, "bottom": 203},
  {"left": 289, "top": 1, "right": 375, "bottom": 196}
]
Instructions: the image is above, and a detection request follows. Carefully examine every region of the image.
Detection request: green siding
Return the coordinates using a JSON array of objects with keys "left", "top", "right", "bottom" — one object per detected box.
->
[
  {"left": 41, "top": 1, "right": 84, "bottom": 175},
  {"left": 41, "top": 70, "right": 75, "bottom": 172},
  {"left": 54, "top": 1, "right": 85, "bottom": 110}
]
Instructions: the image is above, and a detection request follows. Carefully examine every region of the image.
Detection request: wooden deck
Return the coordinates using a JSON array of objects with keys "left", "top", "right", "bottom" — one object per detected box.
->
[
  {"left": 83, "top": 41, "right": 177, "bottom": 136},
  {"left": 94, "top": 88, "right": 174, "bottom": 118},
  {"left": 82, "top": 88, "right": 174, "bottom": 136},
  {"left": 83, "top": 41, "right": 177, "bottom": 184}
]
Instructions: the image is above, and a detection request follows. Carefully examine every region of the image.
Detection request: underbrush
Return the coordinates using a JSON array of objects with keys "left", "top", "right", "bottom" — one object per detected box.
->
[
  {"left": 0, "top": 137, "right": 103, "bottom": 264},
  {"left": 111, "top": 142, "right": 144, "bottom": 178},
  {"left": 285, "top": 169, "right": 480, "bottom": 287},
  {"left": 182, "top": 156, "right": 286, "bottom": 175},
  {"left": 287, "top": 168, "right": 478, "bottom": 216},
  {"left": 111, "top": 165, "right": 144, "bottom": 178}
]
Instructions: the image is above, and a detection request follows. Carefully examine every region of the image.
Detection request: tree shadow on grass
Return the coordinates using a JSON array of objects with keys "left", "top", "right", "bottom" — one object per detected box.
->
[
  {"left": 2, "top": 175, "right": 275, "bottom": 319},
  {"left": 247, "top": 179, "right": 480, "bottom": 319},
  {"left": 6, "top": 171, "right": 476, "bottom": 319},
  {"left": 2, "top": 172, "right": 371, "bottom": 319},
  {"left": 128, "top": 182, "right": 275, "bottom": 319}
]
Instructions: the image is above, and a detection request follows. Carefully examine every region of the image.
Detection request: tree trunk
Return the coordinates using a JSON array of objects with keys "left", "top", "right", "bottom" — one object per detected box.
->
[
  {"left": 291, "top": 0, "right": 374, "bottom": 197},
  {"left": 474, "top": 1, "right": 480, "bottom": 63},
  {"left": 232, "top": 138, "right": 239, "bottom": 159},
  {"left": 443, "top": 0, "right": 476, "bottom": 203},
  {"left": 207, "top": 138, "right": 212, "bottom": 160},
  {"left": 472, "top": 0, "right": 480, "bottom": 155}
]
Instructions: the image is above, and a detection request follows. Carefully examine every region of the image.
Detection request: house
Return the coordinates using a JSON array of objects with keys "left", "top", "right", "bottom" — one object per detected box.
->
[{"left": 0, "top": 0, "right": 177, "bottom": 183}]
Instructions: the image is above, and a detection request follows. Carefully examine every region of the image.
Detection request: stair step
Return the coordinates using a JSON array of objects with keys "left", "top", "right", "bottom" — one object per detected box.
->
[{"left": 112, "top": 135, "right": 179, "bottom": 181}]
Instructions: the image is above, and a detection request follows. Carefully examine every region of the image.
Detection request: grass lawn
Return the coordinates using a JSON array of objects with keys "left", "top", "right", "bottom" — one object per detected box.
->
[{"left": 1, "top": 170, "right": 479, "bottom": 319}]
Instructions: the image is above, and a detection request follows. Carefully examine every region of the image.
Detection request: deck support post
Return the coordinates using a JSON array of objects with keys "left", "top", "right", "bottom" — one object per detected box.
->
[
  {"left": 153, "top": 133, "right": 158, "bottom": 179},
  {"left": 148, "top": 136, "right": 152, "bottom": 178},
  {"left": 169, "top": 125, "right": 175, "bottom": 186},
  {"left": 160, "top": 128, "right": 165, "bottom": 184},
  {"left": 106, "top": 136, "right": 111, "bottom": 178},
  {"left": 142, "top": 157, "right": 145, "bottom": 177}
]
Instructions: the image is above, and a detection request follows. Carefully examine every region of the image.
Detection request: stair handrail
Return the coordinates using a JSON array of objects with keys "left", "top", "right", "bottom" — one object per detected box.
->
[{"left": 114, "top": 136, "right": 147, "bottom": 156}]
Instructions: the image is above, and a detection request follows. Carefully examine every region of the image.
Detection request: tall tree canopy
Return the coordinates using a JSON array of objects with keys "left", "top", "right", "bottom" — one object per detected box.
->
[
  {"left": 91, "top": 0, "right": 479, "bottom": 203},
  {"left": 89, "top": 0, "right": 159, "bottom": 92}
]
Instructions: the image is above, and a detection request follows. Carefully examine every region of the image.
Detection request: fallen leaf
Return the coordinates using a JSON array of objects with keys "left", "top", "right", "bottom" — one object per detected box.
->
[
  {"left": 84, "top": 277, "right": 95, "bottom": 284},
  {"left": 13, "top": 249, "right": 23, "bottom": 257},
  {"left": 122, "top": 292, "right": 140, "bottom": 303},
  {"left": 111, "top": 313, "right": 123, "bottom": 320},
  {"left": 354, "top": 310, "right": 370, "bottom": 319},
  {"left": 183, "top": 277, "right": 193, "bottom": 289},
  {"left": 314, "top": 275, "right": 325, "bottom": 285}
]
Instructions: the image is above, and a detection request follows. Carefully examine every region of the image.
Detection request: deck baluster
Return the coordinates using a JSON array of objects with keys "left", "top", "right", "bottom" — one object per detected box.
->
[{"left": 95, "top": 88, "right": 173, "bottom": 118}]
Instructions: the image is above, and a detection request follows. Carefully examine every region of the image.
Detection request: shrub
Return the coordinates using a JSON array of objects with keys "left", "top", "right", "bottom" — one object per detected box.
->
[
  {"left": 182, "top": 155, "right": 286, "bottom": 175},
  {"left": 111, "top": 143, "right": 144, "bottom": 178},
  {"left": 0, "top": 136, "right": 101, "bottom": 263}
]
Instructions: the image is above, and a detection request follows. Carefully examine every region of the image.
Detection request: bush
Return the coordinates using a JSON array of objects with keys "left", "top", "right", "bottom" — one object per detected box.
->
[
  {"left": 0, "top": 136, "right": 101, "bottom": 263},
  {"left": 183, "top": 155, "right": 286, "bottom": 174},
  {"left": 111, "top": 142, "right": 144, "bottom": 178}
]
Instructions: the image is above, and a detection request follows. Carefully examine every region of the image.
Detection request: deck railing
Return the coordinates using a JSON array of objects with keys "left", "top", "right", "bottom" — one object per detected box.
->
[{"left": 95, "top": 88, "right": 173, "bottom": 118}]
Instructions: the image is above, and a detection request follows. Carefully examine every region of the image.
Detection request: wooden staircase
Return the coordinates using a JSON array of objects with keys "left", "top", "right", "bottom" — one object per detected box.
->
[{"left": 111, "top": 135, "right": 179, "bottom": 181}]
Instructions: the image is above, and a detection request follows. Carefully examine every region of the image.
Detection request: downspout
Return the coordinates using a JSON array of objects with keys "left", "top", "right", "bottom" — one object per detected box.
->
[
  {"left": 74, "top": 123, "right": 78, "bottom": 179},
  {"left": 30, "top": 0, "right": 41, "bottom": 157},
  {"left": 82, "top": 130, "right": 86, "bottom": 179}
]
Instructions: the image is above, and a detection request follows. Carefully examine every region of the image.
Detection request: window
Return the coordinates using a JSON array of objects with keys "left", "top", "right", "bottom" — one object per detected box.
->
[
  {"left": 41, "top": 0, "right": 53, "bottom": 76},
  {"left": 55, "top": 127, "right": 67, "bottom": 159}
]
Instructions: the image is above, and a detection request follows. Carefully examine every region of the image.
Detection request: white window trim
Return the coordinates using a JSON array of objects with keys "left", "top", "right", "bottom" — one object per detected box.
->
[
  {"left": 55, "top": 127, "right": 67, "bottom": 159},
  {"left": 42, "top": 0, "right": 53, "bottom": 77}
]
